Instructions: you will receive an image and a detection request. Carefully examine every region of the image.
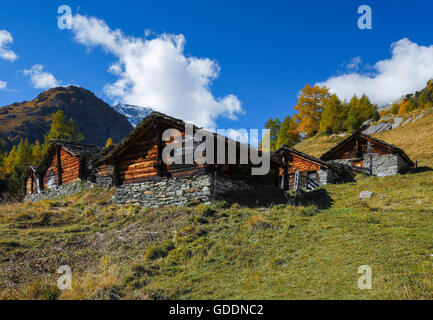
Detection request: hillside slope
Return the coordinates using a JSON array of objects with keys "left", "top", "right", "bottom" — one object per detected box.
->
[
  {"left": 0, "top": 86, "right": 133, "bottom": 149},
  {"left": 1, "top": 169, "right": 433, "bottom": 299},
  {"left": 1, "top": 107, "right": 433, "bottom": 300}
]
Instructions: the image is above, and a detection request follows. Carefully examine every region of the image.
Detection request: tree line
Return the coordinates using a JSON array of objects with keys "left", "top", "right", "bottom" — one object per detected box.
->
[
  {"left": 382, "top": 80, "right": 433, "bottom": 116},
  {"left": 261, "top": 84, "right": 380, "bottom": 151}
]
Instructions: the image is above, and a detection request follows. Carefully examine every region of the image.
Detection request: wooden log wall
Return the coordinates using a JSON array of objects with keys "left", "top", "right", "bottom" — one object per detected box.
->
[
  {"left": 111, "top": 119, "right": 280, "bottom": 186},
  {"left": 117, "top": 130, "right": 160, "bottom": 184},
  {"left": 278, "top": 153, "right": 323, "bottom": 190},
  {"left": 325, "top": 136, "right": 393, "bottom": 160},
  {"left": 25, "top": 174, "right": 35, "bottom": 195},
  {"left": 43, "top": 153, "right": 59, "bottom": 189},
  {"left": 60, "top": 149, "right": 81, "bottom": 184},
  {"left": 95, "top": 164, "right": 115, "bottom": 183},
  {"left": 43, "top": 148, "right": 81, "bottom": 189}
]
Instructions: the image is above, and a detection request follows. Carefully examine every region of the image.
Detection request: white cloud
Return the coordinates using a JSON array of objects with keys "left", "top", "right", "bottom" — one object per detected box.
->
[
  {"left": 347, "top": 56, "right": 362, "bottom": 71},
  {"left": 319, "top": 39, "right": 433, "bottom": 106},
  {"left": 0, "top": 80, "right": 6, "bottom": 89},
  {"left": 0, "top": 30, "right": 18, "bottom": 62},
  {"left": 70, "top": 14, "right": 243, "bottom": 128},
  {"left": 23, "top": 64, "right": 60, "bottom": 89}
]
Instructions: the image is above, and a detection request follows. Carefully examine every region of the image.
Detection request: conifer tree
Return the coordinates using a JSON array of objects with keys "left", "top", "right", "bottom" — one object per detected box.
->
[
  {"left": 294, "top": 84, "right": 330, "bottom": 137},
  {"left": 43, "top": 110, "right": 84, "bottom": 152},
  {"left": 260, "top": 118, "right": 281, "bottom": 151},
  {"left": 319, "top": 94, "right": 346, "bottom": 134},
  {"left": 105, "top": 137, "right": 114, "bottom": 148},
  {"left": 276, "top": 116, "right": 300, "bottom": 148},
  {"left": 32, "top": 140, "right": 43, "bottom": 165}
]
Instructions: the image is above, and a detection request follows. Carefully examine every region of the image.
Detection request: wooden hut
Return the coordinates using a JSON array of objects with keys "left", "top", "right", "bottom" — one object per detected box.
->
[
  {"left": 23, "top": 166, "right": 39, "bottom": 195},
  {"left": 36, "top": 140, "right": 103, "bottom": 191},
  {"left": 320, "top": 132, "right": 415, "bottom": 177},
  {"left": 95, "top": 112, "right": 281, "bottom": 206},
  {"left": 274, "top": 146, "right": 351, "bottom": 191}
]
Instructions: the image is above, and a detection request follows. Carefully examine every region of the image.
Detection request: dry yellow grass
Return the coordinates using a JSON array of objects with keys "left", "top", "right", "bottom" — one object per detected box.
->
[
  {"left": 373, "top": 108, "right": 433, "bottom": 166},
  {"left": 295, "top": 133, "right": 347, "bottom": 158}
]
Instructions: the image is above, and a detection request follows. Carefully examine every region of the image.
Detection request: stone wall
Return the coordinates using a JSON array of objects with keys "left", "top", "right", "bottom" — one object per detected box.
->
[
  {"left": 363, "top": 154, "right": 399, "bottom": 177},
  {"left": 319, "top": 168, "right": 336, "bottom": 186},
  {"left": 114, "top": 175, "right": 213, "bottom": 207},
  {"left": 114, "top": 174, "right": 265, "bottom": 207},
  {"left": 24, "top": 181, "right": 93, "bottom": 202},
  {"left": 24, "top": 174, "right": 273, "bottom": 207},
  {"left": 331, "top": 153, "right": 407, "bottom": 177}
]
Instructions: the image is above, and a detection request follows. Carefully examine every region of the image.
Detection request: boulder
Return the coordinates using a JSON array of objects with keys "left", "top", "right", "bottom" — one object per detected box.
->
[
  {"left": 362, "top": 122, "right": 392, "bottom": 134},
  {"left": 359, "top": 191, "right": 373, "bottom": 199},
  {"left": 392, "top": 117, "right": 403, "bottom": 129}
]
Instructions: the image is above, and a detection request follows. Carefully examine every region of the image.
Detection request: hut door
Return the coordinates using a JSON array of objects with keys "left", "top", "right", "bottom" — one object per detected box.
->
[
  {"left": 47, "top": 170, "right": 56, "bottom": 190},
  {"left": 36, "top": 178, "right": 40, "bottom": 193},
  {"left": 307, "top": 171, "right": 320, "bottom": 190}
]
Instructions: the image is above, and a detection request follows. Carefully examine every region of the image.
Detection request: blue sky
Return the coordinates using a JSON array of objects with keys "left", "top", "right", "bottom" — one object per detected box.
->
[{"left": 1, "top": 0, "right": 433, "bottom": 135}]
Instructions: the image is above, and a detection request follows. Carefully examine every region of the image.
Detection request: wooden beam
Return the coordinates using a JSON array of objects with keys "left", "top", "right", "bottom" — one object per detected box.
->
[
  {"left": 113, "top": 159, "right": 120, "bottom": 186},
  {"left": 281, "top": 155, "right": 288, "bottom": 190},
  {"left": 57, "top": 146, "right": 63, "bottom": 186}
]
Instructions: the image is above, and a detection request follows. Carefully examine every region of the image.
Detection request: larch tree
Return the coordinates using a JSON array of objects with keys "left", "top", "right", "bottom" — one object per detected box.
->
[
  {"left": 319, "top": 94, "right": 346, "bottom": 134},
  {"left": 294, "top": 84, "right": 330, "bottom": 137},
  {"left": 259, "top": 118, "right": 281, "bottom": 151},
  {"left": 344, "top": 95, "right": 377, "bottom": 131},
  {"left": 105, "top": 137, "right": 114, "bottom": 148},
  {"left": 31, "top": 140, "right": 43, "bottom": 165},
  {"left": 43, "top": 110, "right": 84, "bottom": 152},
  {"left": 398, "top": 99, "right": 410, "bottom": 115},
  {"left": 276, "top": 116, "right": 300, "bottom": 148}
]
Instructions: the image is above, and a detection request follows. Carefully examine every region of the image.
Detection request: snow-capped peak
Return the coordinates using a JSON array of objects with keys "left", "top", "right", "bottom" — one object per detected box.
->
[{"left": 112, "top": 104, "right": 153, "bottom": 127}]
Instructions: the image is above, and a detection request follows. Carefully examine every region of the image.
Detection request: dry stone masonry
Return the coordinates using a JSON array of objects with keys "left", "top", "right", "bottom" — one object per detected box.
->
[
  {"left": 24, "top": 181, "right": 94, "bottom": 202},
  {"left": 114, "top": 174, "right": 260, "bottom": 207}
]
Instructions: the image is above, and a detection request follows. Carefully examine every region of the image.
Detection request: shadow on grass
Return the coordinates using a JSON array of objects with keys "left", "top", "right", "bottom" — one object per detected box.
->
[
  {"left": 412, "top": 166, "right": 433, "bottom": 174},
  {"left": 287, "top": 188, "right": 334, "bottom": 210},
  {"left": 216, "top": 186, "right": 289, "bottom": 208},
  {"left": 216, "top": 186, "right": 334, "bottom": 210}
]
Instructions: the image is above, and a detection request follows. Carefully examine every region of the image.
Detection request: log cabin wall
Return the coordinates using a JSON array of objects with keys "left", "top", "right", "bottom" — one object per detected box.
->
[
  {"left": 95, "top": 164, "right": 115, "bottom": 185},
  {"left": 42, "top": 148, "right": 81, "bottom": 190},
  {"left": 101, "top": 112, "right": 282, "bottom": 188},
  {"left": 60, "top": 149, "right": 81, "bottom": 184},
  {"left": 161, "top": 125, "right": 207, "bottom": 178},
  {"left": 278, "top": 154, "right": 323, "bottom": 190},
  {"left": 116, "top": 130, "right": 160, "bottom": 184},
  {"left": 43, "top": 152, "right": 59, "bottom": 190},
  {"left": 323, "top": 136, "right": 393, "bottom": 160},
  {"left": 25, "top": 173, "right": 35, "bottom": 195}
]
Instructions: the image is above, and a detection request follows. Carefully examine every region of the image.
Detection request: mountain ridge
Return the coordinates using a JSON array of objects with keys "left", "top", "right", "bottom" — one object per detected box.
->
[
  {"left": 0, "top": 86, "right": 133, "bottom": 150},
  {"left": 112, "top": 104, "right": 153, "bottom": 127}
]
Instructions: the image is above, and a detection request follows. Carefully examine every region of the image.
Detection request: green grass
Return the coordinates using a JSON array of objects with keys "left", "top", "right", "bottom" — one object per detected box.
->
[{"left": 1, "top": 169, "right": 433, "bottom": 300}]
